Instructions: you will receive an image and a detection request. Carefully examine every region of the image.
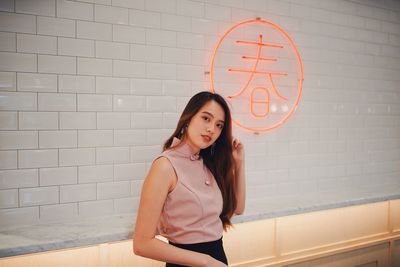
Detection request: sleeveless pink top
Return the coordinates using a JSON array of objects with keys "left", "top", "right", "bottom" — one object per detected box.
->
[{"left": 157, "top": 138, "right": 224, "bottom": 244}]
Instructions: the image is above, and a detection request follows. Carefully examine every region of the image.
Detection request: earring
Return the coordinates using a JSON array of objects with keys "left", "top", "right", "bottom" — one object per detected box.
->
[
  {"left": 211, "top": 143, "right": 215, "bottom": 156},
  {"left": 179, "top": 124, "right": 187, "bottom": 138}
]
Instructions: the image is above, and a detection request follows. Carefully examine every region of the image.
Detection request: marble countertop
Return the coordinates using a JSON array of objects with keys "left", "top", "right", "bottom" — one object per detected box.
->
[{"left": 1, "top": 186, "right": 400, "bottom": 258}]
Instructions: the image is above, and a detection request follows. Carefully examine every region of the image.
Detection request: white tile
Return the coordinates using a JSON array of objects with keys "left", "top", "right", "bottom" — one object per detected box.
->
[
  {"left": 0, "top": 207, "right": 39, "bottom": 228},
  {"left": 131, "top": 78, "right": 162, "bottom": 95},
  {"left": 0, "top": 0, "right": 15, "bottom": 12},
  {"left": 113, "top": 60, "right": 146, "bottom": 78},
  {"left": 347, "top": 14, "right": 365, "bottom": 28},
  {"left": 40, "top": 203, "right": 78, "bottom": 222},
  {"left": 129, "top": 9, "right": 160, "bottom": 28},
  {"left": 60, "top": 183, "right": 96, "bottom": 203},
  {"left": 0, "top": 72, "right": 16, "bottom": 91},
  {"left": 0, "top": 92, "right": 37, "bottom": 111},
  {"left": 97, "top": 112, "right": 130, "bottom": 129},
  {"left": 162, "top": 80, "right": 192, "bottom": 96},
  {"left": 177, "top": 0, "right": 204, "bottom": 18},
  {"left": 19, "top": 112, "right": 58, "bottom": 130},
  {"left": 0, "top": 111, "right": 17, "bottom": 130},
  {"left": 0, "top": 169, "right": 38, "bottom": 189},
  {"left": 114, "top": 197, "right": 139, "bottom": 213},
  {"left": 39, "top": 130, "right": 77, "bottom": 149},
  {"left": 146, "top": 96, "right": 176, "bottom": 112},
  {"left": 0, "top": 189, "right": 18, "bottom": 208},
  {"left": 19, "top": 186, "right": 59, "bottom": 207},
  {"left": 37, "top": 16, "right": 75, "bottom": 37},
  {"left": 112, "top": 0, "right": 144, "bottom": 9},
  {"left": 131, "top": 112, "right": 162, "bottom": 129},
  {"left": 57, "top": 0, "right": 93, "bottom": 20},
  {"left": 81, "top": 0, "right": 110, "bottom": 4},
  {"left": 96, "top": 146, "right": 130, "bottom": 164},
  {"left": 0, "top": 32, "right": 16, "bottom": 52},
  {"left": 98, "top": 181, "right": 130, "bottom": 200},
  {"left": 146, "top": 63, "right": 176, "bottom": 80},
  {"left": 19, "top": 149, "right": 58, "bottom": 168},
  {"left": 145, "top": 0, "right": 176, "bottom": 13},
  {"left": 18, "top": 73, "right": 57, "bottom": 93},
  {"left": 38, "top": 93, "right": 76, "bottom": 112},
  {"left": 177, "top": 65, "right": 204, "bottom": 81},
  {"left": 114, "top": 129, "right": 146, "bottom": 146},
  {"left": 40, "top": 166, "right": 77, "bottom": 186},
  {"left": 163, "top": 112, "right": 180, "bottom": 128},
  {"left": 130, "top": 180, "right": 143, "bottom": 197},
  {"left": 77, "top": 94, "right": 112, "bottom": 111},
  {"left": 146, "top": 29, "right": 176, "bottom": 47},
  {"left": 96, "top": 76, "right": 130, "bottom": 94},
  {"left": 77, "top": 57, "right": 112, "bottom": 76},
  {"left": 162, "top": 47, "right": 191, "bottom": 64},
  {"left": 161, "top": 14, "right": 191, "bottom": 32},
  {"left": 130, "top": 44, "right": 162, "bottom": 62},
  {"left": 191, "top": 18, "right": 219, "bottom": 35},
  {"left": 38, "top": 55, "right": 76, "bottom": 75},
  {"left": 113, "top": 25, "right": 145, "bottom": 44},
  {"left": 59, "top": 75, "right": 95, "bottom": 93},
  {"left": 77, "top": 21, "right": 112, "bottom": 41},
  {"left": 113, "top": 95, "right": 145, "bottom": 111},
  {"left": 381, "top": 44, "right": 400, "bottom": 58},
  {"left": 364, "top": 17, "right": 381, "bottom": 31},
  {"left": 60, "top": 112, "right": 96, "bottom": 129},
  {"left": 59, "top": 148, "right": 96, "bottom": 166},
  {"left": 78, "top": 130, "right": 113, "bottom": 147},
  {"left": 176, "top": 96, "right": 190, "bottom": 113},
  {"left": 130, "top": 145, "right": 160, "bottom": 163},
  {"left": 146, "top": 129, "right": 170, "bottom": 145},
  {"left": 16, "top": 0, "right": 55, "bottom": 16},
  {"left": 58, "top": 37, "right": 95, "bottom": 57},
  {"left": 243, "top": 0, "right": 266, "bottom": 12},
  {"left": 0, "top": 151, "right": 17, "bottom": 170},
  {"left": 114, "top": 163, "right": 146, "bottom": 181},
  {"left": 205, "top": 3, "right": 231, "bottom": 21},
  {"left": 78, "top": 164, "right": 113, "bottom": 183},
  {"left": 177, "top": 32, "right": 204, "bottom": 49},
  {"left": 0, "top": 131, "right": 37, "bottom": 149},
  {"left": 78, "top": 199, "right": 113, "bottom": 217},
  {"left": 95, "top": 4, "right": 128, "bottom": 25},
  {"left": 0, "top": 12, "right": 36, "bottom": 34},
  {"left": 96, "top": 41, "right": 129, "bottom": 60},
  {"left": 0, "top": 52, "right": 36, "bottom": 72}
]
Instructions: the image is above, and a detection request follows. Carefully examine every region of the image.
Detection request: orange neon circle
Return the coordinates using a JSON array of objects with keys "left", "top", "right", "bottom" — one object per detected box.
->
[{"left": 210, "top": 18, "right": 304, "bottom": 133}]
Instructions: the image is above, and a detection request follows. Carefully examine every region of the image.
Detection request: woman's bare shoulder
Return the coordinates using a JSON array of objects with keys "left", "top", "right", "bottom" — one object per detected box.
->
[{"left": 152, "top": 156, "right": 174, "bottom": 173}]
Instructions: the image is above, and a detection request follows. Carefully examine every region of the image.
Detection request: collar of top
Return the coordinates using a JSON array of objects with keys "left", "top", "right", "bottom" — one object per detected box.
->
[{"left": 171, "top": 137, "right": 201, "bottom": 161}]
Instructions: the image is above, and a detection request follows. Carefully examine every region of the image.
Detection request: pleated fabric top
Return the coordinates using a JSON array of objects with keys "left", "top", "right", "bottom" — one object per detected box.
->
[{"left": 156, "top": 138, "right": 223, "bottom": 244}]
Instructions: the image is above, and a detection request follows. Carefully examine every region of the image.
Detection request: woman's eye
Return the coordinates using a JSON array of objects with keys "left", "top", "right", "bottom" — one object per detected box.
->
[
  {"left": 217, "top": 124, "right": 224, "bottom": 129},
  {"left": 202, "top": 116, "right": 210, "bottom": 121}
]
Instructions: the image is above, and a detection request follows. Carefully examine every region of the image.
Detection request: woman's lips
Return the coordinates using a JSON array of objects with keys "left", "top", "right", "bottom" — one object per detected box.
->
[{"left": 201, "top": 135, "right": 211, "bottom": 142}]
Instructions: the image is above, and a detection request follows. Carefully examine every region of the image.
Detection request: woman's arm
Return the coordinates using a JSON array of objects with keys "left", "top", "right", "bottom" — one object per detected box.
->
[
  {"left": 232, "top": 138, "right": 246, "bottom": 215},
  {"left": 133, "top": 157, "right": 227, "bottom": 267}
]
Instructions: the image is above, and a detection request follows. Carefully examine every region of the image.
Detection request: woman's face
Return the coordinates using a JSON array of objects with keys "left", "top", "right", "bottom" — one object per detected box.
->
[{"left": 185, "top": 100, "right": 225, "bottom": 152}]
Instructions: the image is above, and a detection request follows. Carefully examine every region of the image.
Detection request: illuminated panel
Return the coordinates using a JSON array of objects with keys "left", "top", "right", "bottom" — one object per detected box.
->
[{"left": 210, "top": 18, "right": 304, "bottom": 133}]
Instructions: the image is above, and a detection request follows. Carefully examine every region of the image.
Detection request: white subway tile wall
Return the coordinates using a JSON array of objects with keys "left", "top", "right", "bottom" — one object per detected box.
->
[{"left": 0, "top": 0, "right": 399, "bottom": 227}]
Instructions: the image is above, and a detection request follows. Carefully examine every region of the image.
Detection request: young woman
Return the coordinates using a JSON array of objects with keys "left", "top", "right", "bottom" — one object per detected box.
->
[{"left": 133, "top": 91, "right": 246, "bottom": 267}]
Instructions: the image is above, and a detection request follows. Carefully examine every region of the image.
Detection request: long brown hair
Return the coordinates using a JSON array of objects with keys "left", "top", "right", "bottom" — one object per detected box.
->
[{"left": 163, "top": 91, "right": 237, "bottom": 230}]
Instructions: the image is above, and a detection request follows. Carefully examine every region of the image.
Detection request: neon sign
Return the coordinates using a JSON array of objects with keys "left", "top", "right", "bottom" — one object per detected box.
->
[{"left": 210, "top": 18, "right": 304, "bottom": 133}]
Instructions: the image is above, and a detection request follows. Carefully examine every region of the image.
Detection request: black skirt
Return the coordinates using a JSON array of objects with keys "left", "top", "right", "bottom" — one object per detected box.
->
[{"left": 165, "top": 237, "right": 228, "bottom": 267}]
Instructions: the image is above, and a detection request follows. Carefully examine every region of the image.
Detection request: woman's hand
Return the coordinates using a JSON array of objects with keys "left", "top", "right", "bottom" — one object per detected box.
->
[
  {"left": 232, "top": 137, "right": 244, "bottom": 166},
  {"left": 203, "top": 255, "right": 228, "bottom": 267},
  {"left": 232, "top": 137, "right": 246, "bottom": 215}
]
